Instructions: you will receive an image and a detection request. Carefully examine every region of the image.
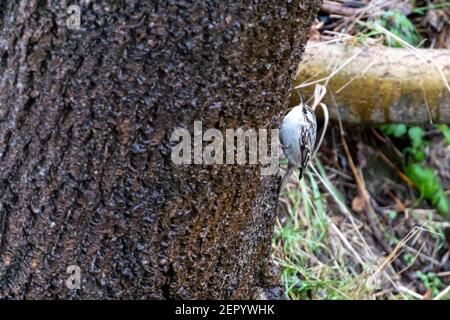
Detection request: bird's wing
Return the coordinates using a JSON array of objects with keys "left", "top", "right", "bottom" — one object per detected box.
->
[{"left": 298, "top": 126, "right": 313, "bottom": 177}]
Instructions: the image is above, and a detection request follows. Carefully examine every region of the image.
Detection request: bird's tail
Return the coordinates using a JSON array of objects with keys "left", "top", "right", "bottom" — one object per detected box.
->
[{"left": 278, "top": 165, "right": 296, "bottom": 195}]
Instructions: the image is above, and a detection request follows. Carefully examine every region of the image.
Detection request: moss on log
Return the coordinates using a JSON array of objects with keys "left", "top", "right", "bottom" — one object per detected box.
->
[{"left": 294, "top": 41, "right": 450, "bottom": 124}]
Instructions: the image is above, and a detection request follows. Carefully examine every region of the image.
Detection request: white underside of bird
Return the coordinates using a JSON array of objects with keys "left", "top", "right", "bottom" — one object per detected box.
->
[{"left": 278, "top": 102, "right": 317, "bottom": 194}]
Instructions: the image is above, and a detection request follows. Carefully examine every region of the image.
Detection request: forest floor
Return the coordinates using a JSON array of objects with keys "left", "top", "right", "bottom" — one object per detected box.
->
[{"left": 274, "top": 0, "right": 450, "bottom": 300}]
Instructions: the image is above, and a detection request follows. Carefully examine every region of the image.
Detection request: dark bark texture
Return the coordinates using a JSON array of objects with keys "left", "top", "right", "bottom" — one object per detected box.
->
[{"left": 0, "top": 1, "right": 320, "bottom": 299}]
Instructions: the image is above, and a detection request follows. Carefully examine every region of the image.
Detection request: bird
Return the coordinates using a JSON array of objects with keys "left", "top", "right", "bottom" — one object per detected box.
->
[{"left": 278, "top": 95, "right": 317, "bottom": 194}]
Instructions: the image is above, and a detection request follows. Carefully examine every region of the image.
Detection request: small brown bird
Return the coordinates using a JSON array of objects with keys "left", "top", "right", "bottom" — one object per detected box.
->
[{"left": 278, "top": 97, "right": 317, "bottom": 194}]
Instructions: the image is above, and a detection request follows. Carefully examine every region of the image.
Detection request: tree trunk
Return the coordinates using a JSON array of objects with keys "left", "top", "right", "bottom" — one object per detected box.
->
[{"left": 0, "top": 1, "right": 320, "bottom": 299}]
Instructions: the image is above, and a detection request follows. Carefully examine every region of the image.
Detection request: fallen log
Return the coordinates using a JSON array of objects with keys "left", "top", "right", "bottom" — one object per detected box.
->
[{"left": 294, "top": 41, "right": 450, "bottom": 124}]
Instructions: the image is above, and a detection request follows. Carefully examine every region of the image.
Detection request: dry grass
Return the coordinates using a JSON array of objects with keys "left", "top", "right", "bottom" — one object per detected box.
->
[
  {"left": 274, "top": 154, "right": 450, "bottom": 300},
  {"left": 274, "top": 10, "right": 450, "bottom": 298}
]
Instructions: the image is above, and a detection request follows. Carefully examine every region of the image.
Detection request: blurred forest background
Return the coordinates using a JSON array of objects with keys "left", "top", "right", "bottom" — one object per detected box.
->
[{"left": 275, "top": 0, "right": 450, "bottom": 299}]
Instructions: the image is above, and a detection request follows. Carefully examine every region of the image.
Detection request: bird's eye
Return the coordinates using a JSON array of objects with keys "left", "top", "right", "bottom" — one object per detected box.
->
[{"left": 303, "top": 107, "right": 308, "bottom": 115}]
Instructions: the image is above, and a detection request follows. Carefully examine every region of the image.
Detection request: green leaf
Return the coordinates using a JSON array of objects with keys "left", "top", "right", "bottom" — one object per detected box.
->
[
  {"left": 380, "top": 124, "right": 407, "bottom": 137},
  {"left": 412, "top": 3, "right": 450, "bottom": 15},
  {"left": 408, "top": 126, "right": 425, "bottom": 149},
  {"left": 436, "top": 124, "right": 450, "bottom": 145},
  {"left": 405, "top": 163, "right": 448, "bottom": 216},
  {"left": 414, "top": 149, "right": 425, "bottom": 161},
  {"left": 379, "top": 10, "right": 422, "bottom": 47},
  {"left": 436, "top": 196, "right": 448, "bottom": 217},
  {"left": 388, "top": 210, "right": 397, "bottom": 220}
]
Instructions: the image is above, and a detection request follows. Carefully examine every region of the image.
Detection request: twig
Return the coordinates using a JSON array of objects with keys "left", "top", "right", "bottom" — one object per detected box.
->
[
  {"left": 321, "top": 0, "right": 362, "bottom": 17},
  {"left": 398, "top": 285, "right": 424, "bottom": 300},
  {"left": 376, "top": 150, "right": 415, "bottom": 189},
  {"left": 433, "top": 285, "right": 450, "bottom": 300},
  {"left": 313, "top": 102, "right": 329, "bottom": 157},
  {"left": 295, "top": 46, "right": 366, "bottom": 89},
  {"left": 420, "top": 81, "right": 433, "bottom": 125},
  {"left": 336, "top": 53, "right": 383, "bottom": 94}
]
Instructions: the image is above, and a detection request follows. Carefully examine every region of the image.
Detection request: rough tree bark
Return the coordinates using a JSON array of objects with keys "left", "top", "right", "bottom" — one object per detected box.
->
[{"left": 0, "top": 1, "right": 320, "bottom": 299}]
